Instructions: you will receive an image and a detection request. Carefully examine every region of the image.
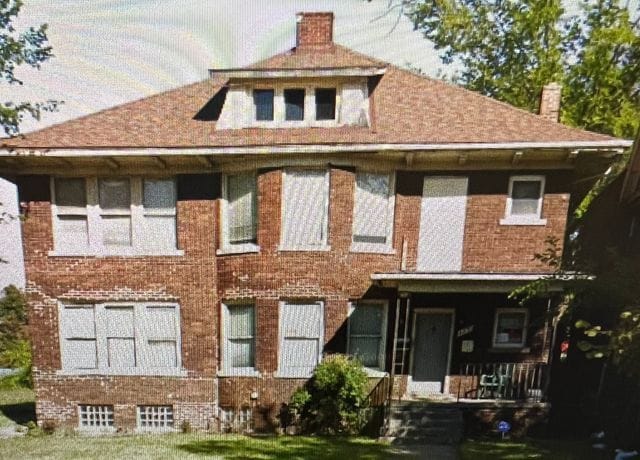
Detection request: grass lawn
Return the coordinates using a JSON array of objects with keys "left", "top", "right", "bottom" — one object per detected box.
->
[{"left": 460, "top": 438, "right": 614, "bottom": 460}]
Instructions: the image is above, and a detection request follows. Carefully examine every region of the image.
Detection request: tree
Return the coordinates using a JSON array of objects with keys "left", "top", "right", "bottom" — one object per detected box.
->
[
  {"left": 394, "top": 0, "right": 640, "bottom": 138},
  {"left": 0, "top": 0, "right": 57, "bottom": 136}
]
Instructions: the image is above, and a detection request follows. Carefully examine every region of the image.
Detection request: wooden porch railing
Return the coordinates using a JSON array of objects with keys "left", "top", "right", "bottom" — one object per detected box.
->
[{"left": 455, "top": 362, "right": 548, "bottom": 402}]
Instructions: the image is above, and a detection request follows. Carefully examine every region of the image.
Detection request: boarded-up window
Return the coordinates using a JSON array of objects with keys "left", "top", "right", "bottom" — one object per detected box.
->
[
  {"left": 53, "top": 178, "right": 88, "bottom": 252},
  {"left": 142, "top": 306, "right": 178, "bottom": 368},
  {"left": 279, "top": 302, "right": 323, "bottom": 377},
  {"left": 224, "top": 174, "right": 257, "bottom": 247},
  {"left": 281, "top": 170, "right": 328, "bottom": 249},
  {"left": 352, "top": 172, "right": 394, "bottom": 250},
  {"left": 143, "top": 178, "right": 177, "bottom": 250},
  {"left": 105, "top": 306, "right": 136, "bottom": 368},
  {"left": 60, "top": 305, "right": 97, "bottom": 369},
  {"left": 99, "top": 178, "right": 132, "bottom": 246},
  {"left": 223, "top": 303, "right": 255, "bottom": 372},
  {"left": 348, "top": 301, "right": 387, "bottom": 369}
]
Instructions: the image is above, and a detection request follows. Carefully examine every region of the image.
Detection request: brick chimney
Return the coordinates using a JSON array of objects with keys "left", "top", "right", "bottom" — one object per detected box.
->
[
  {"left": 539, "top": 82, "right": 562, "bottom": 122},
  {"left": 296, "top": 12, "right": 334, "bottom": 48}
]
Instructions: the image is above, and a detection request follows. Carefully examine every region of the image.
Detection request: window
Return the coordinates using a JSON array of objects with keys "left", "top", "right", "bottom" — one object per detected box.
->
[
  {"left": 51, "top": 177, "right": 179, "bottom": 255},
  {"left": 493, "top": 308, "right": 528, "bottom": 348},
  {"left": 284, "top": 88, "right": 305, "bottom": 121},
  {"left": 348, "top": 301, "right": 388, "bottom": 371},
  {"left": 79, "top": 405, "right": 114, "bottom": 429},
  {"left": 221, "top": 173, "right": 257, "bottom": 252},
  {"left": 59, "top": 302, "right": 181, "bottom": 375},
  {"left": 52, "top": 178, "right": 89, "bottom": 253},
  {"left": 253, "top": 89, "right": 274, "bottom": 121},
  {"left": 278, "top": 301, "right": 323, "bottom": 377},
  {"left": 315, "top": 88, "right": 336, "bottom": 120},
  {"left": 222, "top": 303, "right": 256, "bottom": 375},
  {"left": 352, "top": 172, "right": 395, "bottom": 252},
  {"left": 501, "top": 175, "right": 546, "bottom": 225},
  {"left": 220, "top": 407, "right": 252, "bottom": 432},
  {"left": 281, "top": 170, "right": 329, "bottom": 250},
  {"left": 137, "top": 405, "right": 174, "bottom": 430}
]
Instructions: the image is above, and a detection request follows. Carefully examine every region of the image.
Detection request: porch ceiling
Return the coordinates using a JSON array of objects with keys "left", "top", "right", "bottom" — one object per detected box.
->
[{"left": 370, "top": 272, "right": 584, "bottom": 293}]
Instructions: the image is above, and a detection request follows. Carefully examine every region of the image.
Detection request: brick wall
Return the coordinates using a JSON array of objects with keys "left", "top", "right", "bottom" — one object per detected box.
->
[{"left": 19, "top": 166, "right": 570, "bottom": 431}]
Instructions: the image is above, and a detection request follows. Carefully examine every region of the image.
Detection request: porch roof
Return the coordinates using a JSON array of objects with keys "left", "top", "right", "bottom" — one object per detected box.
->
[{"left": 370, "top": 272, "right": 587, "bottom": 293}]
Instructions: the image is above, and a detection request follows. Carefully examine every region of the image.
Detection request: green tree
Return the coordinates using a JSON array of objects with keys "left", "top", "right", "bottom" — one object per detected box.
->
[
  {"left": 0, "top": 0, "right": 57, "bottom": 136},
  {"left": 401, "top": 0, "right": 640, "bottom": 137},
  {"left": 0, "top": 285, "right": 31, "bottom": 387}
]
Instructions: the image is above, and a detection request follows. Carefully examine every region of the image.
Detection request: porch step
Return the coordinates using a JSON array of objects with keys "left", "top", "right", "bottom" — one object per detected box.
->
[{"left": 387, "top": 402, "right": 463, "bottom": 445}]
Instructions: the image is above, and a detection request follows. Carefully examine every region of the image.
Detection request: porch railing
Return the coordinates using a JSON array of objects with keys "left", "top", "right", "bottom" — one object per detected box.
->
[{"left": 455, "top": 362, "right": 548, "bottom": 403}]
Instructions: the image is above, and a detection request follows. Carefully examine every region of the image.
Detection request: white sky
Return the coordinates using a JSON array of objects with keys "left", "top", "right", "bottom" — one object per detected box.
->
[{"left": 3, "top": 0, "right": 444, "bottom": 133}]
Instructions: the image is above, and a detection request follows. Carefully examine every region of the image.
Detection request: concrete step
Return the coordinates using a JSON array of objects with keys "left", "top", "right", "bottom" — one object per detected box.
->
[{"left": 386, "top": 402, "right": 464, "bottom": 445}]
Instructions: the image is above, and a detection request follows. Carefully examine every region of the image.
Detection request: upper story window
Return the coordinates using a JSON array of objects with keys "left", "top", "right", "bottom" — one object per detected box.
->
[
  {"left": 220, "top": 172, "right": 258, "bottom": 254},
  {"left": 500, "top": 175, "right": 547, "bottom": 226},
  {"left": 280, "top": 169, "right": 330, "bottom": 251},
  {"left": 51, "top": 177, "right": 180, "bottom": 256},
  {"left": 351, "top": 171, "right": 395, "bottom": 253},
  {"left": 222, "top": 302, "right": 257, "bottom": 376},
  {"left": 492, "top": 308, "right": 528, "bottom": 348},
  {"left": 59, "top": 302, "right": 182, "bottom": 375},
  {"left": 284, "top": 88, "right": 305, "bottom": 121},
  {"left": 315, "top": 88, "right": 336, "bottom": 120},
  {"left": 253, "top": 89, "right": 274, "bottom": 121},
  {"left": 348, "top": 300, "right": 388, "bottom": 372}
]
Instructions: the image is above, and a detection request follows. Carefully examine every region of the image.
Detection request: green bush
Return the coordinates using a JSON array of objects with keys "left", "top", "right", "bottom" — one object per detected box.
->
[
  {"left": 0, "top": 340, "right": 32, "bottom": 388},
  {"left": 0, "top": 286, "right": 32, "bottom": 388},
  {"left": 286, "top": 354, "right": 369, "bottom": 435}
]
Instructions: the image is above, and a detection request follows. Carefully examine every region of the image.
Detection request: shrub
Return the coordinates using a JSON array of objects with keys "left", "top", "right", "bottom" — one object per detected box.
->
[
  {"left": 0, "top": 286, "right": 31, "bottom": 388},
  {"left": 286, "top": 354, "right": 369, "bottom": 435}
]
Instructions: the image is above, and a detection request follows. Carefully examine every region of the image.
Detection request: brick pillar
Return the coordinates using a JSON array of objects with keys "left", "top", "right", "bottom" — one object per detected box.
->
[{"left": 539, "top": 82, "right": 562, "bottom": 122}]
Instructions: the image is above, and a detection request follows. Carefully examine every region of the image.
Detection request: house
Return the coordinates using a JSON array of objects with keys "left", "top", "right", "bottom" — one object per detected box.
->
[{"left": 0, "top": 12, "right": 632, "bottom": 433}]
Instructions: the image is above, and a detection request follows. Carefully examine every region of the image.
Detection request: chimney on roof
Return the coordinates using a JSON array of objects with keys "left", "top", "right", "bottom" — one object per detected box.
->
[
  {"left": 296, "top": 12, "right": 334, "bottom": 48},
  {"left": 539, "top": 82, "right": 562, "bottom": 122}
]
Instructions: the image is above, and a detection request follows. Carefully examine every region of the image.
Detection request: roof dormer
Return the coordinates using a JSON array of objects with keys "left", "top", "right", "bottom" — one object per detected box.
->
[{"left": 212, "top": 12, "right": 384, "bottom": 130}]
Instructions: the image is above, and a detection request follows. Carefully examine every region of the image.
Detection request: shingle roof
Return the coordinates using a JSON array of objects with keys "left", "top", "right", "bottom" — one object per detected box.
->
[{"left": 2, "top": 45, "right": 619, "bottom": 150}]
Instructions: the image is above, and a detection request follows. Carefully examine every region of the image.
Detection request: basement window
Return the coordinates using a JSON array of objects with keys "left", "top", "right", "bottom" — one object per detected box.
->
[
  {"left": 137, "top": 405, "right": 174, "bottom": 430},
  {"left": 500, "top": 175, "right": 547, "bottom": 226},
  {"left": 220, "top": 407, "right": 253, "bottom": 433},
  {"left": 78, "top": 405, "right": 114, "bottom": 429}
]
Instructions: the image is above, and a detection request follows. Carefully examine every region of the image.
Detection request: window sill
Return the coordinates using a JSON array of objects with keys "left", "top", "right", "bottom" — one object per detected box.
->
[
  {"left": 218, "top": 369, "right": 261, "bottom": 378},
  {"left": 216, "top": 244, "right": 260, "bottom": 256},
  {"left": 274, "top": 372, "right": 312, "bottom": 379},
  {"left": 56, "top": 369, "right": 188, "bottom": 377},
  {"left": 488, "top": 346, "right": 531, "bottom": 353},
  {"left": 278, "top": 245, "right": 331, "bottom": 252},
  {"left": 499, "top": 217, "right": 547, "bottom": 226},
  {"left": 48, "top": 249, "right": 185, "bottom": 258},
  {"left": 350, "top": 244, "right": 395, "bottom": 255}
]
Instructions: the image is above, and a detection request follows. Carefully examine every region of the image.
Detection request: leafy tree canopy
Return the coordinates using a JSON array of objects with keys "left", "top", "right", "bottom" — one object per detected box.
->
[{"left": 402, "top": 0, "right": 640, "bottom": 138}]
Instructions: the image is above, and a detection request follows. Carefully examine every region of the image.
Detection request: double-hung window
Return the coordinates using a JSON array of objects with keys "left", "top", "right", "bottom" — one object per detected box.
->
[
  {"left": 501, "top": 175, "right": 547, "bottom": 225},
  {"left": 51, "top": 177, "right": 179, "bottom": 255},
  {"left": 492, "top": 308, "right": 528, "bottom": 348},
  {"left": 284, "top": 88, "right": 305, "bottom": 121},
  {"left": 59, "top": 302, "right": 182, "bottom": 375},
  {"left": 348, "top": 301, "right": 388, "bottom": 372},
  {"left": 351, "top": 172, "right": 395, "bottom": 252},
  {"left": 221, "top": 173, "right": 257, "bottom": 253},
  {"left": 253, "top": 89, "right": 274, "bottom": 121},
  {"left": 222, "top": 302, "right": 256, "bottom": 375},
  {"left": 278, "top": 301, "right": 324, "bottom": 377},
  {"left": 280, "top": 170, "right": 329, "bottom": 250}
]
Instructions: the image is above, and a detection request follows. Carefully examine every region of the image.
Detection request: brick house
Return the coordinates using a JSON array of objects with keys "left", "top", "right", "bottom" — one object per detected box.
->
[{"left": 0, "top": 12, "right": 632, "bottom": 433}]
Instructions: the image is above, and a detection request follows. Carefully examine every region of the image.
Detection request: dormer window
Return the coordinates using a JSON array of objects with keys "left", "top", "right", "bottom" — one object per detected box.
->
[
  {"left": 315, "top": 88, "right": 336, "bottom": 120},
  {"left": 284, "top": 88, "right": 305, "bottom": 121},
  {"left": 253, "top": 89, "right": 274, "bottom": 121}
]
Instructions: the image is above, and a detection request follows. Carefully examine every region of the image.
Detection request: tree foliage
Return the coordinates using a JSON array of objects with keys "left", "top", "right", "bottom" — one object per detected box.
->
[
  {"left": 400, "top": 0, "right": 640, "bottom": 138},
  {"left": 0, "top": 0, "right": 57, "bottom": 136},
  {"left": 0, "top": 285, "right": 31, "bottom": 387}
]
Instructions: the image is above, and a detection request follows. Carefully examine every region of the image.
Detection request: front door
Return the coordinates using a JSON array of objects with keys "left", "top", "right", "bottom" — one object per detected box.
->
[{"left": 410, "top": 311, "right": 453, "bottom": 395}]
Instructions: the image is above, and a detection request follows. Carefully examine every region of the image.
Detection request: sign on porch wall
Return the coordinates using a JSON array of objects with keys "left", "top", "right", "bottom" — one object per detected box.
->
[{"left": 457, "top": 325, "right": 474, "bottom": 337}]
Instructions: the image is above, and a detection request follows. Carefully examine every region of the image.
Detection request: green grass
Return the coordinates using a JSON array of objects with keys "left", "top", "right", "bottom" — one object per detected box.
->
[
  {"left": 1, "top": 433, "right": 417, "bottom": 459},
  {"left": 0, "top": 386, "right": 35, "bottom": 427},
  {"left": 460, "top": 438, "right": 613, "bottom": 460}
]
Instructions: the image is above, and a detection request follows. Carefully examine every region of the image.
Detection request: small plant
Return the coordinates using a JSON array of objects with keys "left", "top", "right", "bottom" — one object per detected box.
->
[
  {"left": 41, "top": 420, "right": 56, "bottom": 435},
  {"left": 181, "top": 419, "right": 192, "bottom": 434},
  {"left": 285, "top": 354, "right": 369, "bottom": 435}
]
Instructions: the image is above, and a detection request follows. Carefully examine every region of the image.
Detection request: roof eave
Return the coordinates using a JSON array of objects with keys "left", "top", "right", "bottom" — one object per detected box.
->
[{"left": 208, "top": 67, "right": 387, "bottom": 80}]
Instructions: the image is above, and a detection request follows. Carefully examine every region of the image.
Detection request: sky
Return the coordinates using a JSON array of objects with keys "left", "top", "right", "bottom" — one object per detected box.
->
[{"left": 4, "top": 0, "right": 445, "bottom": 133}]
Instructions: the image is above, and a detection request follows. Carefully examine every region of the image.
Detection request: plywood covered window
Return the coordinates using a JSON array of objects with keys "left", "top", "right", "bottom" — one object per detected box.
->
[
  {"left": 52, "top": 178, "right": 89, "bottom": 253},
  {"left": 278, "top": 301, "right": 324, "bottom": 377},
  {"left": 351, "top": 172, "right": 395, "bottom": 253},
  {"left": 59, "top": 302, "right": 181, "bottom": 375},
  {"left": 281, "top": 170, "right": 329, "bottom": 250}
]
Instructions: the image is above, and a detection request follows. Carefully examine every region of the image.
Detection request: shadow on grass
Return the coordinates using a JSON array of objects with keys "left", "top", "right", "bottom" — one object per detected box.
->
[
  {"left": 0, "top": 401, "right": 36, "bottom": 425},
  {"left": 460, "top": 438, "right": 611, "bottom": 460},
  {"left": 179, "top": 435, "right": 414, "bottom": 459}
]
